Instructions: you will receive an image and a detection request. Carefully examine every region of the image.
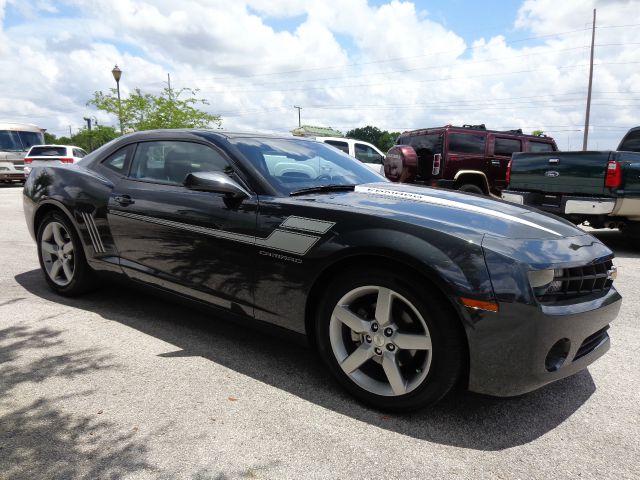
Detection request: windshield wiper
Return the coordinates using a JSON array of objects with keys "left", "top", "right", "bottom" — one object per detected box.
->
[{"left": 289, "top": 184, "right": 356, "bottom": 196}]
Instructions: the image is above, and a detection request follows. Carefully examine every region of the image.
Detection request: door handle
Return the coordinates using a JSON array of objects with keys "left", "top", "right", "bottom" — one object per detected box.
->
[
  {"left": 114, "top": 195, "right": 134, "bottom": 206},
  {"left": 491, "top": 159, "right": 501, "bottom": 166}
]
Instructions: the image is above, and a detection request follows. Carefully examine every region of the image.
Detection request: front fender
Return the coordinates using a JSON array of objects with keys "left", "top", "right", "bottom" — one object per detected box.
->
[{"left": 311, "top": 227, "right": 493, "bottom": 302}]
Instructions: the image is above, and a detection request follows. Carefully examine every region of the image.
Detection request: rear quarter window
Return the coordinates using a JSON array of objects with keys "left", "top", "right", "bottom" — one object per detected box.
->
[
  {"left": 494, "top": 138, "right": 522, "bottom": 156},
  {"left": 448, "top": 133, "right": 486, "bottom": 154},
  {"left": 528, "top": 141, "right": 554, "bottom": 153}
]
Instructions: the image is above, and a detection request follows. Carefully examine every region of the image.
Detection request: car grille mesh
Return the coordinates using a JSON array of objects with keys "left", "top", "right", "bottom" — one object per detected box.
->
[{"left": 539, "top": 259, "right": 614, "bottom": 301}]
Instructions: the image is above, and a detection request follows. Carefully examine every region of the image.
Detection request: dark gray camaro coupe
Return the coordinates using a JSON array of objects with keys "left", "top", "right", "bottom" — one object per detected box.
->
[{"left": 23, "top": 129, "right": 621, "bottom": 410}]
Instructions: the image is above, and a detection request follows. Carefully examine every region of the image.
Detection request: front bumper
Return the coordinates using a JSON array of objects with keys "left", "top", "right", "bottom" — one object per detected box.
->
[
  {"left": 0, "top": 172, "right": 25, "bottom": 181},
  {"left": 467, "top": 288, "right": 621, "bottom": 396},
  {"left": 502, "top": 190, "right": 616, "bottom": 217},
  {"left": 468, "top": 233, "right": 621, "bottom": 396}
]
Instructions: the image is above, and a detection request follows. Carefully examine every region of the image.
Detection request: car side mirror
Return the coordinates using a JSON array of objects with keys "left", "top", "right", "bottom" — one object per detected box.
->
[{"left": 184, "top": 172, "right": 250, "bottom": 199}]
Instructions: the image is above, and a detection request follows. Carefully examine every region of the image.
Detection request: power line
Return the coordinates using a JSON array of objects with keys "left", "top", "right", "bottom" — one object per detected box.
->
[
  {"left": 197, "top": 60, "right": 640, "bottom": 95},
  {"left": 171, "top": 26, "right": 601, "bottom": 84},
  {"left": 163, "top": 23, "right": 640, "bottom": 86},
  {"left": 192, "top": 43, "right": 638, "bottom": 90}
]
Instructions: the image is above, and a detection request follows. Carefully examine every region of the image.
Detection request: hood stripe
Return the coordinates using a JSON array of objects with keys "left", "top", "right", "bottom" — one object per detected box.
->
[{"left": 355, "top": 186, "right": 562, "bottom": 237}]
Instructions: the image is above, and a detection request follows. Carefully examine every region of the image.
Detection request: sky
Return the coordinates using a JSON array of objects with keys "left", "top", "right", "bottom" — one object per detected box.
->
[{"left": 0, "top": 0, "right": 638, "bottom": 150}]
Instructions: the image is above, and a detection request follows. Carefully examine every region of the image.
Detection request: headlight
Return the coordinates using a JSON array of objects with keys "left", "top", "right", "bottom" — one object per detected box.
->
[{"left": 528, "top": 268, "right": 564, "bottom": 296}]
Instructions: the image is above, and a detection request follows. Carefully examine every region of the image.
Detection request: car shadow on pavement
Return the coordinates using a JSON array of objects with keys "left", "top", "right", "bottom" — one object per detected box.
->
[
  {"left": 0, "top": 323, "right": 153, "bottom": 479},
  {"left": 16, "top": 268, "right": 597, "bottom": 452}
]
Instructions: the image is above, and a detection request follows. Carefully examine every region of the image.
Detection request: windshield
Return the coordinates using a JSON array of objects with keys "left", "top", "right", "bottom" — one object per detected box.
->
[
  {"left": 0, "top": 130, "right": 44, "bottom": 152},
  {"left": 231, "top": 137, "right": 385, "bottom": 195}
]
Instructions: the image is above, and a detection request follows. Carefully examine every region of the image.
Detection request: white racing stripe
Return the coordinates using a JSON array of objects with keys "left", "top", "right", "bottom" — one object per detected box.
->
[
  {"left": 108, "top": 210, "right": 333, "bottom": 256},
  {"left": 355, "top": 185, "right": 562, "bottom": 237},
  {"left": 80, "top": 212, "right": 106, "bottom": 253},
  {"left": 281, "top": 216, "right": 336, "bottom": 234}
]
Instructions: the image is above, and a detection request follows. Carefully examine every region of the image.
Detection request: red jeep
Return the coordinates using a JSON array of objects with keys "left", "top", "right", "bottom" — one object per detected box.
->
[{"left": 385, "top": 124, "right": 558, "bottom": 195}]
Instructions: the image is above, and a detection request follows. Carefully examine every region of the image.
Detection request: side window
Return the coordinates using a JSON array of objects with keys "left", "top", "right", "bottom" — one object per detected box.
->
[
  {"left": 354, "top": 143, "right": 384, "bottom": 164},
  {"left": 101, "top": 146, "right": 133, "bottom": 175},
  {"left": 494, "top": 138, "right": 522, "bottom": 157},
  {"left": 529, "top": 141, "right": 554, "bottom": 153},
  {"left": 324, "top": 140, "right": 349, "bottom": 154},
  {"left": 73, "top": 148, "right": 85, "bottom": 158},
  {"left": 448, "top": 133, "right": 486, "bottom": 154},
  {"left": 130, "top": 141, "right": 232, "bottom": 184}
]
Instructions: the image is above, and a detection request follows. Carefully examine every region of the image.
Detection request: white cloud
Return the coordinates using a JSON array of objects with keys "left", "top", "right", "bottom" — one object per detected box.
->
[{"left": 0, "top": 0, "right": 638, "bottom": 148}]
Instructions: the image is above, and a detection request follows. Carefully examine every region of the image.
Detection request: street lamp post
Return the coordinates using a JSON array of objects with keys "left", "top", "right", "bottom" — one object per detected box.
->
[{"left": 111, "top": 65, "right": 123, "bottom": 134}]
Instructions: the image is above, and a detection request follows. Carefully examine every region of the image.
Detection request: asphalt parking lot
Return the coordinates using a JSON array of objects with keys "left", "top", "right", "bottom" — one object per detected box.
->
[{"left": 1, "top": 184, "right": 639, "bottom": 480}]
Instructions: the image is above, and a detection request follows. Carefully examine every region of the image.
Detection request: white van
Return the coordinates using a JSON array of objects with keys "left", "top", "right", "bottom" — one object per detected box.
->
[
  {"left": 0, "top": 122, "right": 45, "bottom": 183},
  {"left": 315, "top": 137, "right": 386, "bottom": 174}
]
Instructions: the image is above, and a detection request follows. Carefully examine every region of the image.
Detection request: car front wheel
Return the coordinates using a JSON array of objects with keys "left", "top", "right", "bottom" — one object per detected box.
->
[{"left": 316, "top": 269, "right": 464, "bottom": 411}]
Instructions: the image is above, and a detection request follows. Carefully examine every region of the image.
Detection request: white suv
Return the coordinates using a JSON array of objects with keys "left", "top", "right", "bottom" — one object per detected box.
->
[
  {"left": 315, "top": 137, "right": 385, "bottom": 174},
  {"left": 24, "top": 145, "right": 87, "bottom": 176}
]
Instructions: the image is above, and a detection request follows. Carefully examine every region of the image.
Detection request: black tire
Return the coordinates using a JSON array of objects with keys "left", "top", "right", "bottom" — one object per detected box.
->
[
  {"left": 315, "top": 268, "right": 464, "bottom": 411},
  {"left": 457, "top": 183, "right": 484, "bottom": 195},
  {"left": 36, "top": 211, "right": 98, "bottom": 296}
]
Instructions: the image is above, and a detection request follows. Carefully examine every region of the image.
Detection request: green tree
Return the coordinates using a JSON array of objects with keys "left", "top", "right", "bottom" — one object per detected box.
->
[
  {"left": 377, "top": 130, "right": 402, "bottom": 152},
  {"left": 42, "top": 126, "right": 119, "bottom": 152},
  {"left": 532, "top": 130, "right": 544, "bottom": 136},
  {"left": 346, "top": 126, "right": 383, "bottom": 146},
  {"left": 346, "top": 125, "right": 401, "bottom": 152},
  {"left": 88, "top": 86, "right": 221, "bottom": 132},
  {"left": 71, "top": 125, "right": 120, "bottom": 151},
  {"left": 44, "top": 132, "right": 57, "bottom": 144}
]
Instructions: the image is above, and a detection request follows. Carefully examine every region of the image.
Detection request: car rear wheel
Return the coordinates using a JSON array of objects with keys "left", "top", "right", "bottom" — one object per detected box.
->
[
  {"left": 316, "top": 269, "right": 464, "bottom": 411},
  {"left": 37, "top": 211, "right": 97, "bottom": 296}
]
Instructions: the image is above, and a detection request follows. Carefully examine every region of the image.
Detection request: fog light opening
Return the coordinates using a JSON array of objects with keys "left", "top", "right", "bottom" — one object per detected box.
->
[{"left": 545, "top": 338, "right": 571, "bottom": 372}]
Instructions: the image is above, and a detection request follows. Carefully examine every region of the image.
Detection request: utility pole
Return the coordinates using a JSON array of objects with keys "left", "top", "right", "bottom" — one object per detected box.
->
[
  {"left": 167, "top": 73, "right": 173, "bottom": 125},
  {"left": 582, "top": 8, "right": 596, "bottom": 151},
  {"left": 83, "top": 117, "right": 93, "bottom": 151},
  {"left": 293, "top": 105, "right": 302, "bottom": 127},
  {"left": 68, "top": 125, "right": 72, "bottom": 137}
]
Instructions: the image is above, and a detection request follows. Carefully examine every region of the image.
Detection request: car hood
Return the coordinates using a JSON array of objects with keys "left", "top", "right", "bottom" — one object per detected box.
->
[{"left": 302, "top": 182, "right": 586, "bottom": 240}]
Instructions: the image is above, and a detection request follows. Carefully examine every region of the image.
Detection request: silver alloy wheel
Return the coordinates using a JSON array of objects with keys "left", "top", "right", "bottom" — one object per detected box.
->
[
  {"left": 40, "top": 221, "right": 75, "bottom": 286},
  {"left": 329, "top": 286, "right": 432, "bottom": 397}
]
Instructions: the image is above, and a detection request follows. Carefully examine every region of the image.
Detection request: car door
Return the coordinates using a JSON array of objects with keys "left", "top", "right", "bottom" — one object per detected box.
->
[
  {"left": 354, "top": 142, "right": 385, "bottom": 174},
  {"left": 489, "top": 135, "right": 522, "bottom": 191},
  {"left": 446, "top": 131, "right": 487, "bottom": 181},
  {"left": 107, "top": 139, "right": 258, "bottom": 316}
]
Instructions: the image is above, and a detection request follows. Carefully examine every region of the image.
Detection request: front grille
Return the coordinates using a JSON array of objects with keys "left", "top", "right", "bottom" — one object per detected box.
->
[
  {"left": 539, "top": 259, "right": 614, "bottom": 302},
  {"left": 574, "top": 326, "right": 609, "bottom": 361}
]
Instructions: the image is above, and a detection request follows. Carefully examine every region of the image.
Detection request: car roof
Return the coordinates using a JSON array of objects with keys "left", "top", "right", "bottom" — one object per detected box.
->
[
  {"left": 116, "top": 129, "right": 320, "bottom": 143},
  {"left": 399, "top": 125, "right": 555, "bottom": 141},
  {"left": 29, "top": 144, "right": 78, "bottom": 148}
]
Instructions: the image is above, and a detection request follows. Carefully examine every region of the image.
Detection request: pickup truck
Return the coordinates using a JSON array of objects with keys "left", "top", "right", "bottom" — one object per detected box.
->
[{"left": 501, "top": 126, "right": 640, "bottom": 236}]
